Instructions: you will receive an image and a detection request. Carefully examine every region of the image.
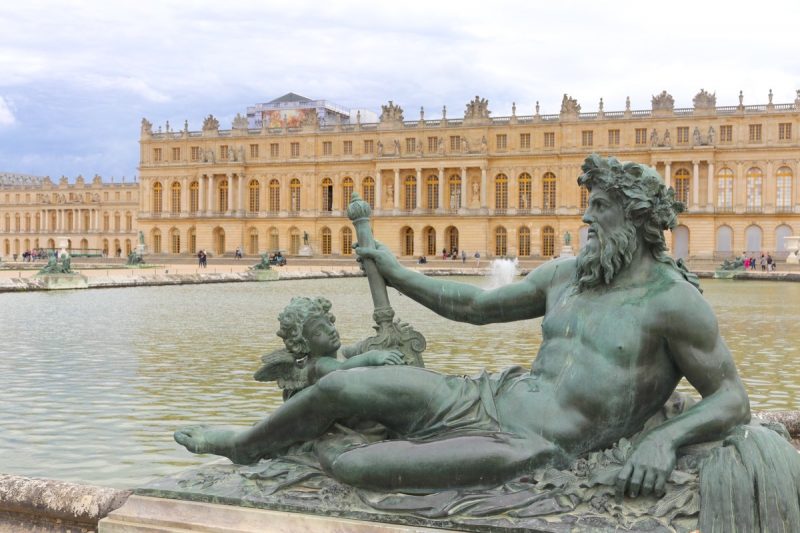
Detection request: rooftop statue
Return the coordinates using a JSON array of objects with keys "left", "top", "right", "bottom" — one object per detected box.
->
[
  {"left": 202, "top": 114, "right": 219, "bottom": 132},
  {"left": 379, "top": 101, "right": 404, "bottom": 123},
  {"left": 464, "top": 95, "right": 490, "bottom": 120},
  {"left": 651, "top": 90, "right": 675, "bottom": 111},
  {"left": 560, "top": 93, "right": 581, "bottom": 115},
  {"left": 173, "top": 155, "right": 800, "bottom": 531}
]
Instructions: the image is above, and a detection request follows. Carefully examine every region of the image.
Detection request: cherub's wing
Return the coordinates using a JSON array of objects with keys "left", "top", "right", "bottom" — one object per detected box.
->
[{"left": 253, "top": 349, "right": 310, "bottom": 392}]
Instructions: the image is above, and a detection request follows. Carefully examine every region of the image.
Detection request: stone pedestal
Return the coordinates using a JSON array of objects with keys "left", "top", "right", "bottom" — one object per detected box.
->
[
  {"left": 785, "top": 236, "right": 800, "bottom": 264},
  {"left": 559, "top": 245, "right": 574, "bottom": 257},
  {"left": 253, "top": 269, "right": 280, "bottom": 281},
  {"left": 298, "top": 245, "right": 313, "bottom": 257},
  {"left": 35, "top": 273, "right": 89, "bottom": 289},
  {"left": 99, "top": 496, "right": 451, "bottom": 533}
]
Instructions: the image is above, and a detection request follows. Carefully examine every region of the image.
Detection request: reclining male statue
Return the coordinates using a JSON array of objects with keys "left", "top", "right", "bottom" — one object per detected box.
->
[{"left": 176, "top": 154, "right": 752, "bottom": 501}]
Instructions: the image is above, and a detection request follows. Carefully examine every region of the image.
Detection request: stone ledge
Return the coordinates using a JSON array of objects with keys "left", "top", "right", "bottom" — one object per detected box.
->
[{"left": 99, "top": 495, "right": 457, "bottom": 533}]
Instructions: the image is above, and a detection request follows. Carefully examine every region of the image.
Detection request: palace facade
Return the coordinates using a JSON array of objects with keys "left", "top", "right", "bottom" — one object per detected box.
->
[{"left": 0, "top": 173, "right": 139, "bottom": 258}]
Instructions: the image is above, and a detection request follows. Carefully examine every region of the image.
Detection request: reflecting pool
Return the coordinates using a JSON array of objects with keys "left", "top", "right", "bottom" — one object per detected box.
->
[{"left": 1, "top": 277, "right": 798, "bottom": 488}]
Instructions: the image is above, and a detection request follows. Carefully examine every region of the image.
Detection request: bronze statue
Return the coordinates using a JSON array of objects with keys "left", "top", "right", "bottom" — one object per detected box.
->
[{"left": 175, "top": 154, "right": 750, "bottom": 498}]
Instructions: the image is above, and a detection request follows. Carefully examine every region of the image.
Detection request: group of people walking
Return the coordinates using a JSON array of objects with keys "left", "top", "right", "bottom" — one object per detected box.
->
[{"left": 743, "top": 253, "right": 776, "bottom": 271}]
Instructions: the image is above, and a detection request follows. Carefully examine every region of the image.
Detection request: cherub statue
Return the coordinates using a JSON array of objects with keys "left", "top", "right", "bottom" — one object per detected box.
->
[{"left": 254, "top": 297, "right": 404, "bottom": 400}]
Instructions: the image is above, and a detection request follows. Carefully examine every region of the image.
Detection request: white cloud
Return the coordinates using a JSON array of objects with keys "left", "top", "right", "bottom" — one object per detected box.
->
[{"left": 0, "top": 96, "right": 15, "bottom": 126}]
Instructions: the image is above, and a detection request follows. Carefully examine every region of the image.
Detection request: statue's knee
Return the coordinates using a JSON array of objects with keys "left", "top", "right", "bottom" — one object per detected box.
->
[{"left": 329, "top": 450, "right": 372, "bottom": 487}]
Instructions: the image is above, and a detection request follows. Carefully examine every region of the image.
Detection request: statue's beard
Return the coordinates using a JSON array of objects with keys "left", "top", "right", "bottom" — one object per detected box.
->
[{"left": 575, "top": 221, "right": 639, "bottom": 291}]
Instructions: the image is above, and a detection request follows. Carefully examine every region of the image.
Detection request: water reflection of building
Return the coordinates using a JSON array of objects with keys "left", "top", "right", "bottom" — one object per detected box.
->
[
  {"left": 0, "top": 172, "right": 139, "bottom": 258},
  {"left": 137, "top": 90, "right": 800, "bottom": 260}
]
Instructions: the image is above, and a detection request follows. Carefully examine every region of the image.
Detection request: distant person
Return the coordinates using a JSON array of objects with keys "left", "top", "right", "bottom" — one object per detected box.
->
[
  {"left": 760, "top": 254, "right": 766, "bottom": 271},
  {"left": 767, "top": 254, "right": 774, "bottom": 271},
  {"left": 474, "top": 251, "right": 481, "bottom": 267},
  {"left": 461, "top": 250, "right": 466, "bottom": 263}
]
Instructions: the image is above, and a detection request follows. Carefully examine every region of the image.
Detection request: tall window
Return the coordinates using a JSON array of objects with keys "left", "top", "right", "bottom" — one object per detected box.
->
[
  {"left": 321, "top": 178, "right": 333, "bottom": 211},
  {"left": 248, "top": 228, "right": 258, "bottom": 254},
  {"left": 494, "top": 174, "right": 508, "bottom": 209},
  {"left": 152, "top": 230, "right": 161, "bottom": 254},
  {"left": 674, "top": 168, "right": 690, "bottom": 205},
  {"left": 404, "top": 175, "right": 417, "bottom": 210},
  {"left": 542, "top": 172, "right": 556, "bottom": 211},
  {"left": 189, "top": 181, "right": 199, "bottom": 213},
  {"left": 446, "top": 226, "right": 459, "bottom": 253},
  {"left": 405, "top": 138, "right": 416, "bottom": 153},
  {"left": 342, "top": 177, "right": 354, "bottom": 207},
  {"left": 450, "top": 136, "right": 461, "bottom": 151},
  {"left": 341, "top": 227, "right": 353, "bottom": 255},
  {"left": 779, "top": 123, "right": 792, "bottom": 140},
  {"left": 171, "top": 182, "right": 181, "bottom": 213},
  {"left": 427, "top": 137, "right": 438, "bottom": 153},
  {"left": 170, "top": 229, "right": 180, "bottom": 254},
  {"left": 426, "top": 175, "right": 439, "bottom": 209},
  {"left": 520, "top": 133, "right": 531, "bottom": 149},
  {"left": 269, "top": 179, "right": 280, "bottom": 212},
  {"left": 321, "top": 227, "right": 332, "bottom": 255},
  {"left": 153, "top": 148, "right": 162, "bottom": 162},
  {"left": 250, "top": 144, "right": 259, "bottom": 158},
  {"left": 494, "top": 227, "right": 507, "bottom": 256},
  {"left": 364, "top": 140, "right": 374, "bottom": 154},
  {"left": 290, "top": 229, "right": 300, "bottom": 255},
  {"left": 542, "top": 226, "right": 555, "bottom": 257},
  {"left": 717, "top": 168, "right": 734, "bottom": 209},
  {"left": 425, "top": 227, "right": 436, "bottom": 256},
  {"left": 191, "top": 146, "right": 200, "bottom": 161},
  {"left": 677, "top": 127, "right": 689, "bottom": 144},
  {"left": 776, "top": 167, "right": 793, "bottom": 209},
  {"left": 608, "top": 129, "right": 620, "bottom": 146},
  {"left": 220, "top": 145, "right": 229, "bottom": 160},
  {"left": 581, "top": 131, "right": 593, "bottom": 147},
  {"left": 720, "top": 125, "right": 733, "bottom": 143},
  {"left": 172, "top": 147, "right": 181, "bottom": 161},
  {"left": 343, "top": 140, "right": 352, "bottom": 155},
  {"left": 152, "top": 182, "right": 163, "bottom": 213},
  {"left": 518, "top": 173, "right": 531, "bottom": 211},
  {"left": 290, "top": 178, "right": 301, "bottom": 211},
  {"left": 362, "top": 177, "right": 375, "bottom": 208},
  {"left": 323, "top": 141, "right": 332, "bottom": 156},
  {"left": 270, "top": 143, "right": 279, "bottom": 158},
  {"left": 749, "top": 124, "right": 762, "bottom": 142},
  {"left": 518, "top": 227, "right": 531, "bottom": 256},
  {"left": 402, "top": 227, "right": 414, "bottom": 256},
  {"left": 126, "top": 213, "right": 132, "bottom": 231},
  {"left": 746, "top": 167, "right": 763, "bottom": 210},
  {"left": 249, "top": 179, "right": 260, "bottom": 213},
  {"left": 290, "top": 142, "right": 300, "bottom": 157},
  {"left": 218, "top": 179, "right": 228, "bottom": 212},
  {"left": 544, "top": 132, "right": 555, "bottom": 148},
  {"left": 448, "top": 174, "right": 461, "bottom": 209},
  {"left": 269, "top": 227, "right": 279, "bottom": 251},
  {"left": 635, "top": 128, "right": 647, "bottom": 145},
  {"left": 496, "top": 134, "right": 507, "bottom": 150}
]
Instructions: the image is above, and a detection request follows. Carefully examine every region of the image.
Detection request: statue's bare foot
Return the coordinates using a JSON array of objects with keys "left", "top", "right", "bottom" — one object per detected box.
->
[{"left": 174, "top": 426, "right": 259, "bottom": 465}]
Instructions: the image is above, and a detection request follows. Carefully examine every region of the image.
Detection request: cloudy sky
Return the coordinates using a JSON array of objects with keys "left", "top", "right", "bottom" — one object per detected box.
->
[{"left": 1, "top": 0, "right": 798, "bottom": 181}]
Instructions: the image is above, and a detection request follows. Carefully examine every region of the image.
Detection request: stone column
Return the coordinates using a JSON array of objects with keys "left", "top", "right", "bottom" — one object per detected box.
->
[
  {"left": 238, "top": 174, "right": 245, "bottom": 214},
  {"left": 181, "top": 178, "right": 189, "bottom": 213},
  {"left": 199, "top": 175, "right": 206, "bottom": 215},
  {"left": 735, "top": 162, "right": 745, "bottom": 208},
  {"left": 480, "top": 167, "right": 487, "bottom": 208},
  {"left": 375, "top": 172, "right": 382, "bottom": 210},
  {"left": 460, "top": 167, "right": 468, "bottom": 209},
  {"left": 415, "top": 168, "right": 421, "bottom": 210},
  {"left": 42, "top": 209, "right": 47, "bottom": 232},
  {"left": 692, "top": 161, "right": 699, "bottom": 207},
  {"left": 438, "top": 167, "right": 445, "bottom": 210},
  {"left": 795, "top": 160, "right": 800, "bottom": 208},
  {"left": 393, "top": 168, "right": 400, "bottom": 208},
  {"left": 707, "top": 162, "right": 715, "bottom": 208},
  {"left": 664, "top": 162, "right": 672, "bottom": 188},
  {"left": 207, "top": 175, "right": 214, "bottom": 213}
]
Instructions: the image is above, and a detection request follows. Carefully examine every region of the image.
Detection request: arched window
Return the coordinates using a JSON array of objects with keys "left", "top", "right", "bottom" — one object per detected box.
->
[
  {"left": 321, "top": 178, "right": 333, "bottom": 211},
  {"left": 402, "top": 227, "right": 414, "bottom": 256},
  {"left": 542, "top": 226, "right": 555, "bottom": 257},
  {"left": 102, "top": 239, "right": 108, "bottom": 255},
  {"left": 746, "top": 168, "right": 763, "bottom": 210},
  {"left": 249, "top": 179, "right": 260, "bottom": 213},
  {"left": 341, "top": 227, "right": 353, "bottom": 255},
  {"left": 170, "top": 228, "right": 180, "bottom": 254},
  {"left": 102, "top": 213, "right": 109, "bottom": 232},
  {"left": 125, "top": 239, "right": 132, "bottom": 255},
  {"left": 776, "top": 224, "right": 793, "bottom": 252},
  {"left": 269, "top": 179, "right": 280, "bottom": 212},
  {"left": 3, "top": 214, "right": 9, "bottom": 232},
  {"left": 152, "top": 228, "right": 162, "bottom": 254},
  {"left": 404, "top": 175, "right": 417, "bottom": 210},
  {"left": 80, "top": 238, "right": 88, "bottom": 252},
  {"left": 269, "top": 227, "right": 279, "bottom": 251},
  {"left": 445, "top": 226, "right": 459, "bottom": 254},
  {"left": 321, "top": 227, "right": 332, "bottom": 255},
  {"left": 218, "top": 179, "right": 229, "bottom": 212},
  {"left": 125, "top": 212, "right": 132, "bottom": 231},
  {"left": 579, "top": 186, "right": 589, "bottom": 212},
  {"left": 342, "top": 177, "right": 354, "bottom": 207},
  {"left": 717, "top": 168, "right": 734, "bottom": 209},
  {"left": 495, "top": 226, "right": 507, "bottom": 256},
  {"left": 25, "top": 213, "right": 31, "bottom": 232},
  {"left": 542, "top": 172, "right": 556, "bottom": 211},
  {"left": 189, "top": 181, "right": 199, "bottom": 213},
  {"left": 114, "top": 212, "right": 120, "bottom": 232},
  {"left": 213, "top": 226, "right": 225, "bottom": 255},
  {"left": 248, "top": 227, "right": 258, "bottom": 254},
  {"left": 448, "top": 174, "right": 462, "bottom": 210},
  {"left": 745, "top": 224, "right": 762, "bottom": 252},
  {"left": 716, "top": 225, "right": 733, "bottom": 253},
  {"left": 426, "top": 175, "right": 439, "bottom": 210},
  {"left": 518, "top": 173, "right": 531, "bottom": 211},
  {"left": 171, "top": 182, "right": 181, "bottom": 213},
  {"left": 495, "top": 174, "right": 508, "bottom": 210},
  {"left": 518, "top": 227, "right": 531, "bottom": 256},
  {"left": 152, "top": 181, "right": 163, "bottom": 213},
  {"left": 777, "top": 167, "right": 793, "bottom": 210},
  {"left": 673, "top": 225, "right": 689, "bottom": 259},
  {"left": 290, "top": 179, "right": 301, "bottom": 212},
  {"left": 362, "top": 177, "right": 375, "bottom": 208},
  {"left": 674, "top": 168, "right": 690, "bottom": 205},
  {"left": 14, "top": 213, "right": 20, "bottom": 232},
  {"left": 65, "top": 211, "right": 73, "bottom": 232},
  {"left": 188, "top": 227, "right": 196, "bottom": 254},
  {"left": 424, "top": 226, "right": 436, "bottom": 256},
  {"left": 289, "top": 228, "right": 301, "bottom": 254}
]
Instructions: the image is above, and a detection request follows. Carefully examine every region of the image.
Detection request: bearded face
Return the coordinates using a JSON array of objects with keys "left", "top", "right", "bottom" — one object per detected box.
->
[{"left": 575, "top": 209, "right": 639, "bottom": 292}]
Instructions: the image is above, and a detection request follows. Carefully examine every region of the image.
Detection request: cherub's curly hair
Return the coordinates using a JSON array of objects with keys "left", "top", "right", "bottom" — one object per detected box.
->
[
  {"left": 276, "top": 297, "right": 336, "bottom": 356},
  {"left": 578, "top": 154, "right": 701, "bottom": 292}
]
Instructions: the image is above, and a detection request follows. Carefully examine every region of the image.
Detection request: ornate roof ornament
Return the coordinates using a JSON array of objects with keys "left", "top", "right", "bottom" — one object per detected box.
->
[
  {"left": 692, "top": 89, "right": 716, "bottom": 110},
  {"left": 464, "top": 95, "right": 490, "bottom": 120},
  {"left": 140, "top": 118, "right": 153, "bottom": 137},
  {"left": 651, "top": 91, "right": 674, "bottom": 112},
  {"left": 560, "top": 94, "right": 581, "bottom": 117},
  {"left": 202, "top": 114, "right": 220, "bottom": 132},
  {"left": 379, "top": 101, "right": 404, "bottom": 123}
]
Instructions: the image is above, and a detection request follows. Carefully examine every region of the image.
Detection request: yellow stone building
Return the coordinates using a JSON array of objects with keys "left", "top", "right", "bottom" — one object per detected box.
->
[{"left": 0, "top": 173, "right": 139, "bottom": 259}]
